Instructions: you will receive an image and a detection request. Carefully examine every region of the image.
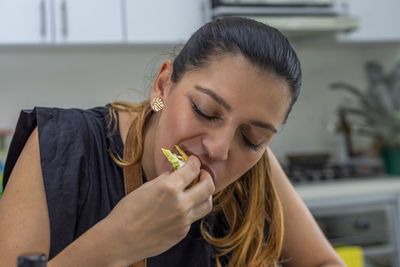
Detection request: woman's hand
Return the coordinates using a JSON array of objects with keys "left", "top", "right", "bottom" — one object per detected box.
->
[{"left": 106, "top": 155, "right": 215, "bottom": 265}]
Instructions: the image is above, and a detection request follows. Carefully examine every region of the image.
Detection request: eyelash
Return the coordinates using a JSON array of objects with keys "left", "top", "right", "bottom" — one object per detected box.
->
[
  {"left": 191, "top": 101, "right": 263, "bottom": 152},
  {"left": 191, "top": 101, "right": 218, "bottom": 121},
  {"left": 242, "top": 135, "right": 263, "bottom": 152}
]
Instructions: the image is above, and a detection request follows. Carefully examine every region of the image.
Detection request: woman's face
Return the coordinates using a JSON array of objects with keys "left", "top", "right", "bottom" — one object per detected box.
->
[{"left": 148, "top": 55, "right": 290, "bottom": 193}]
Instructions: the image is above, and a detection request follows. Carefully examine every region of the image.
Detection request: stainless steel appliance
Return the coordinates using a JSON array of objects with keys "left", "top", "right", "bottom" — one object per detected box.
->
[
  {"left": 211, "top": 0, "right": 359, "bottom": 36},
  {"left": 298, "top": 181, "right": 400, "bottom": 267},
  {"left": 213, "top": 0, "right": 333, "bottom": 5},
  {"left": 314, "top": 197, "right": 400, "bottom": 266}
]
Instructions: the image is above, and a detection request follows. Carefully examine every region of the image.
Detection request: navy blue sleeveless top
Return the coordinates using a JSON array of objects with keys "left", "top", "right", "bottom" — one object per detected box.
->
[{"left": 3, "top": 106, "right": 217, "bottom": 266}]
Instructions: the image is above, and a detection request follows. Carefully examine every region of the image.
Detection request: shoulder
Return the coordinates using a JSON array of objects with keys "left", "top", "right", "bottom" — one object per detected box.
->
[
  {"left": 35, "top": 107, "right": 92, "bottom": 138},
  {"left": 35, "top": 107, "right": 103, "bottom": 158},
  {"left": 4, "top": 107, "right": 92, "bottom": 186},
  {"left": 4, "top": 106, "right": 109, "bottom": 179},
  {"left": 266, "top": 147, "right": 345, "bottom": 266},
  {"left": 36, "top": 105, "right": 117, "bottom": 143},
  {"left": 266, "top": 146, "right": 300, "bottom": 212},
  {"left": 266, "top": 147, "right": 285, "bottom": 182},
  {"left": 36, "top": 106, "right": 105, "bottom": 130}
]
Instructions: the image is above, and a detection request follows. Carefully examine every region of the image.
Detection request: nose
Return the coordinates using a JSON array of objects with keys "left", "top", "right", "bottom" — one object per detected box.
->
[{"left": 202, "top": 126, "right": 235, "bottom": 161}]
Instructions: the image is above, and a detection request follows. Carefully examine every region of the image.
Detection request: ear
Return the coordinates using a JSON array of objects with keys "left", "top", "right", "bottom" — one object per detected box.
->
[{"left": 151, "top": 59, "right": 173, "bottom": 100}]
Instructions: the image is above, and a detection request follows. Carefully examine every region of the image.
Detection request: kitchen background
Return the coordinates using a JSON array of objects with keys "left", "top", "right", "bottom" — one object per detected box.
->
[
  {"left": 1, "top": 41, "right": 399, "bottom": 160},
  {"left": 1, "top": 0, "right": 400, "bottom": 266}
]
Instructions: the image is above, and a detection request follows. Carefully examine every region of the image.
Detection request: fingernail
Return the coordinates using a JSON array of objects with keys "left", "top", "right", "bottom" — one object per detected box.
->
[
  {"left": 188, "top": 156, "right": 200, "bottom": 169},
  {"left": 188, "top": 155, "right": 197, "bottom": 163}
]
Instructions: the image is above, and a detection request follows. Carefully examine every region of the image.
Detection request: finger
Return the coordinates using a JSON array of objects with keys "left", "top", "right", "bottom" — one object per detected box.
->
[
  {"left": 184, "top": 169, "right": 215, "bottom": 206},
  {"left": 170, "top": 156, "right": 201, "bottom": 190},
  {"left": 189, "top": 195, "right": 213, "bottom": 222},
  {"left": 139, "top": 171, "right": 170, "bottom": 190}
]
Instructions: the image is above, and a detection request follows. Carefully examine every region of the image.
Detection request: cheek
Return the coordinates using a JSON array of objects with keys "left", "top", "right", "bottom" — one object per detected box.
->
[
  {"left": 163, "top": 96, "right": 192, "bottom": 130},
  {"left": 168, "top": 110, "right": 195, "bottom": 134},
  {"left": 162, "top": 98, "right": 205, "bottom": 142},
  {"left": 216, "top": 151, "right": 263, "bottom": 192},
  {"left": 153, "top": 101, "right": 198, "bottom": 175}
]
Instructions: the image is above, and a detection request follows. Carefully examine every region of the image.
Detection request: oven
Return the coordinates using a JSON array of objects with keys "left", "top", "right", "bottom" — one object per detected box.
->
[{"left": 307, "top": 193, "right": 400, "bottom": 267}]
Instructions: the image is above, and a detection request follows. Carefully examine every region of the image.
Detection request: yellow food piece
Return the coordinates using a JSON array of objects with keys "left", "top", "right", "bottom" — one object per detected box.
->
[
  {"left": 175, "top": 145, "right": 188, "bottom": 161},
  {"left": 162, "top": 145, "right": 200, "bottom": 187},
  {"left": 161, "top": 148, "right": 185, "bottom": 170}
]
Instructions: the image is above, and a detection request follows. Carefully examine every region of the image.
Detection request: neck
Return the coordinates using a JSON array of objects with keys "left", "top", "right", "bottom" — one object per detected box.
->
[{"left": 141, "top": 111, "right": 158, "bottom": 181}]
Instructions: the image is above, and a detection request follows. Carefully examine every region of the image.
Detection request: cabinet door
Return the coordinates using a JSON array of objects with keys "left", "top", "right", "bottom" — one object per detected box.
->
[
  {"left": 125, "top": 0, "right": 206, "bottom": 44},
  {"left": 0, "top": 0, "right": 52, "bottom": 43},
  {"left": 53, "top": 0, "right": 123, "bottom": 43},
  {"left": 338, "top": 0, "right": 400, "bottom": 42}
]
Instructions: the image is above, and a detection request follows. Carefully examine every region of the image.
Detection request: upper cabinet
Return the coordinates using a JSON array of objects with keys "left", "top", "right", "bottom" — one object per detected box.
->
[
  {"left": 52, "top": 0, "right": 123, "bottom": 44},
  {"left": 115, "top": 0, "right": 206, "bottom": 44},
  {"left": 0, "top": 0, "right": 123, "bottom": 44},
  {"left": 0, "top": 0, "right": 207, "bottom": 45},
  {"left": 338, "top": 0, "right": 400, "bottom": 42},
  {"left": 5, "top": 1, "right": 399, "bottom": 45},
  {"left": 0, "top": 0, "right": 52, "bottom": 44}
]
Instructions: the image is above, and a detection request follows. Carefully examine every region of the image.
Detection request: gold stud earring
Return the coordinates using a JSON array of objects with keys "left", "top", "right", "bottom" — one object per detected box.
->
[{"left": 151, "top": 97, "right": 164, "bottom": 112}]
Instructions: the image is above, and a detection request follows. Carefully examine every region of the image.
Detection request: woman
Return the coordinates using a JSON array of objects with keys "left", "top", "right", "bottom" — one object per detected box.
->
[{"left": 0, "top": 17, "right": 345, "bottom": 266}]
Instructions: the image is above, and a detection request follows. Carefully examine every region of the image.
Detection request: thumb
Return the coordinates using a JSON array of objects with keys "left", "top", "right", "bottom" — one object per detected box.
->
[{"left": 170, "top": 156, "right": 201, "bottom": 190}]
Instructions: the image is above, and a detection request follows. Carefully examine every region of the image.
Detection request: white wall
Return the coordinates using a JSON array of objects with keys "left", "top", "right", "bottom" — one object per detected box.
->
[
  {"left": 1, "top": 39, "right": 400, "bottom": 162},
  {"left": 0, "top": 45, "right": 174, "bottom": 128},
  {"left": 272, "top": 38, "right": 400, "bottom": 161}
]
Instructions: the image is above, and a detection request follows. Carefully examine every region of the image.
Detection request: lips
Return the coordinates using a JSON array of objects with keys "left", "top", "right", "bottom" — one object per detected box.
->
[{"left": 178, "top": 145, "right": 216, "bottom": 181}]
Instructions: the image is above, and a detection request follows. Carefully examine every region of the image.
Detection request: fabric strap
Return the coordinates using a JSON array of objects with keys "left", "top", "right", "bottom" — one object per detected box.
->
[{"left": 123, "top": 118, "right": 147, "bottom": 267}]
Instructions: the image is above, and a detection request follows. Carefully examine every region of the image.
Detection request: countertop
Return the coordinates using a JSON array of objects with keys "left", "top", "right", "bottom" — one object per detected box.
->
[{"left": 294, "top": 176, "right": 400, "bottom": 206}]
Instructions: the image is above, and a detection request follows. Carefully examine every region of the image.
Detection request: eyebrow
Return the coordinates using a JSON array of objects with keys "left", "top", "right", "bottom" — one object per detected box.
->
[
  {"left": 249, "top": 120, "right": 278, "bottom": 133},
  {"left": 194, "top": 85, "right": 231, "bottom": 111},
  {"left": 194, "top": 85, "right": 278, "bottom": 133}
]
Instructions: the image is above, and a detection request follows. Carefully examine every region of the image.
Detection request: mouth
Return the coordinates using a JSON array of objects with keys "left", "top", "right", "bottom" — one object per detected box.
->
[{"left": 177, "top": 145, "right": 216, "bottom": 181}]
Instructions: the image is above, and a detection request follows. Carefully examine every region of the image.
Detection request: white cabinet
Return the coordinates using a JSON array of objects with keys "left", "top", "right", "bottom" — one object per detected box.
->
[
  {"left": 0, "top": 0, "right": 207, "bottom": 45},
  {"left": 52, "top": 0, "right": 123, "bottom": 43},
  {"left": 0, "top": 0, "right": 123, "bottom": 44},
  {"left": 338, "top": 0, "right": 400, "bottom": 42},
  {"left": 125, "top": 0, "right": 206, "bottom": 44},
  {"left": 0, "top": 0, "right": 52, "bottom": 44}
]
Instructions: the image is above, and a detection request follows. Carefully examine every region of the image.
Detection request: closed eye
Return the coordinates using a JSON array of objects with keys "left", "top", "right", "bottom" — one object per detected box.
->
[
  {"left": 242, "top": 134, "right": 263, "bottom": 152},
  {"left": 192, "top": 100, "right": 264, "bottom": 151},
  {"left": 191, "top": 101, "right": 218, "bottom": 121}
]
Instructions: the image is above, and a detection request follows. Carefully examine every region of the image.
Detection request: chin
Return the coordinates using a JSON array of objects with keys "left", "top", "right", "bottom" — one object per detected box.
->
[{"left": 213, "top": 183, "right": 224, "bottom": 194}]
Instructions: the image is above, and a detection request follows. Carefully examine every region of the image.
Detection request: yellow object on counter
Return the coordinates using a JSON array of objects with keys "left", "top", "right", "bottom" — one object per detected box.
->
[{"left": 334, "top": 246, "right": 364, "bottom": 267}]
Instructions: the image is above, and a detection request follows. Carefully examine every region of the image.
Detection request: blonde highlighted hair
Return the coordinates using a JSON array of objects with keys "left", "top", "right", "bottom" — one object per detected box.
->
[{"left": 109, "top": 100, "right": 284, "bottom": 267}]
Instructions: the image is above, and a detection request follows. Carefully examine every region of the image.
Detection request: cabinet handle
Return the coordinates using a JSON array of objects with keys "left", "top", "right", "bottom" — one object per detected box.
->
[
  {"left": 61, "top": 0, "right": 68, "bottom": 38},
  {"left": 353, "top": 218, "right": 371, "bottom": 231},
  {"left": 39, "top": 0, "right": 47, "bottom": 38}
]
